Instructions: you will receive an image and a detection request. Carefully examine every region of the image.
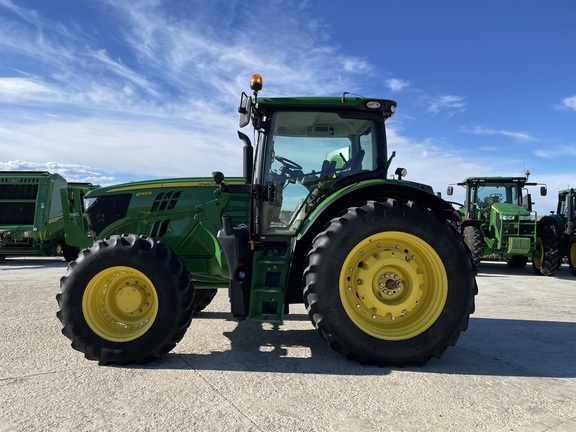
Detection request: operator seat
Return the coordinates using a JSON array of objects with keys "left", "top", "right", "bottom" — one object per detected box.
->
[
  {"left": 348, "top": 148, "right": 365, "bottom": 172},
  {"left": 319, "top": 159, "right": 337, "bottom": 182}
]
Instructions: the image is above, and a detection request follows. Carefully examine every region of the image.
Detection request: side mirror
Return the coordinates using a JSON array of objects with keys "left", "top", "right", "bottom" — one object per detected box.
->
[
  {"left": 540, "top": 186, "right": 547, "bottom": 196},
  {"left": 212, "top": 171, "right": 225, "bottom": 185},
  {"left": 447, "top": 186, "right": 454, "bottom": 196},
  {"left": 238, "top": 92, "right": 252, "bottom": 128}
]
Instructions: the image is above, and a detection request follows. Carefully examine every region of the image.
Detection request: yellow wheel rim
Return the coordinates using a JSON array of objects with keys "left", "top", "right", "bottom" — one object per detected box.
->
[
  {"left": 83, "top": 266, "right": 159, "bottom": 342},
  {"left": 533, "top": 236, "right": 544, "bottom": 269},
  {"left": 340, "top": 231, "right": 448, "bottom": 341},
  {"left": 570, "top": 241, "right": 576, "bottom": 267}
]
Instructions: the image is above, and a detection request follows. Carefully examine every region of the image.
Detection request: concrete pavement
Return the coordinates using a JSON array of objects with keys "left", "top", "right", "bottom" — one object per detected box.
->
[{"left": 1, "top": 258, "right": 575, "bottom": 431}]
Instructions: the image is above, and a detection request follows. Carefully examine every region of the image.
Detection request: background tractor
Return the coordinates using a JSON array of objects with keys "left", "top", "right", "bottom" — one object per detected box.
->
[
  {"left": 534, "top": 188, "right": 576, "bottom": 276},
  {"left": 447, "top": 173, "right": 547, "bottom": 269},
  {"left": 0, "top": 171, "right": 96, "bottom": 261},
  {"left": 57, "top": 74, "right": 477, "bottom": 367}
]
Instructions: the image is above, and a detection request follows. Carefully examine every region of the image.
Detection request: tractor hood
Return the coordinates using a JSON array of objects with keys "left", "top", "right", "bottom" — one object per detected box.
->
[
  {"left": 491, "top": 202, "right": 531, "bottom": 216},
  {"left": 84, "top": 177, "right": 245, "bottom": 198},
  {"left": 82, "top": 176, "right": 246, "bottom": 238}
]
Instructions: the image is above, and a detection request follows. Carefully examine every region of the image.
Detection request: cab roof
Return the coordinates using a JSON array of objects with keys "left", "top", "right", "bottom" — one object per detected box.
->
[
  {"left": 458, "top": 176, "right": 531, "bottom": 186},
  {"left": 256, "top": 97, "right": 397, "bottom": 119}
]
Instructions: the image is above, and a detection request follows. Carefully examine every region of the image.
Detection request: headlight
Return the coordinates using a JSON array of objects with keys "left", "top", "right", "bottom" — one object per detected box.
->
[
  {"left": 84, "top": 197, "right": 97, "bottom": 210},
  {"left": 502, "top": 215, "right": 516, "bottom": 221},
  {"left": 519, "top": 214, "right": 536, "bottom": 221}
]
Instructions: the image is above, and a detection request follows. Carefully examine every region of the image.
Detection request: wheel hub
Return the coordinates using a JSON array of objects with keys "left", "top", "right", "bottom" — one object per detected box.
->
[
  {"left": 116, "top": 285, "right": 145, "bottom": 313},
  {"left": 346, "top": 249, "right": 424, "bottom": 320},
  {"left": 380, "top": 273, "right": 403, "bottom": 296}
]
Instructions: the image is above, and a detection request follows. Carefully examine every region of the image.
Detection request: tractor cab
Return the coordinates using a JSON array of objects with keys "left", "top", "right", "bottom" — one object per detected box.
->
[{"left": 235, "top": 74, "right": 397, "bottom": 241}]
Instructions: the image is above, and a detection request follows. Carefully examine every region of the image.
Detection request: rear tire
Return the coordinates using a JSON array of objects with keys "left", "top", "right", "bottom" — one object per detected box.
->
[
  {"left": 532, "top": 224, "right": 560, "bottom": 276},
  {"left": 303, "top": 199, "right": 477, "bottom": 366},
  {"left": 56, "top": 234, "right": 194, "bottom": 365},
  {"left": 62, "top": 242, "right": 80, "bottom": 262},
  {"left": 463, "top": 226, "right": 483, "bottom": 266},
  {"left": 568, "top": 235, "right": 576, "bottom": 276}
]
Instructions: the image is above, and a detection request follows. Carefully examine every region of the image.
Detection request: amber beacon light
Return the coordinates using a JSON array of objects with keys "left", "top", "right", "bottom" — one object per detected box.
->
[{"left": 250, "top": 74, "right": 263, "bottom": 92}]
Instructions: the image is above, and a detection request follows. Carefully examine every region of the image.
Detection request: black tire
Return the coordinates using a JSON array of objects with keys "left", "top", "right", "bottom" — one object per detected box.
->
[
  {"left": 532, "top": 224, "right": 560, "bottom": 276},
  {"left": 56, "top": 234, "right": 194, "bottom": 365},
  {"left": 463, "top": 226, "right": 483, "bottom": 266},
  {"left": 303, "top": 199, "right": 477, "bottom": 366},
  {"left": 568, "top": 235, "right": 576, "bottom": 276},
  {"left": 62, "top": 242, "right": 80, "bottom": 262},
  {"left": 193, "top": 289, "right": 218, "bottom": 314},
  {"left": 506, "top": 255, "right": 528, "bottom": 268}
]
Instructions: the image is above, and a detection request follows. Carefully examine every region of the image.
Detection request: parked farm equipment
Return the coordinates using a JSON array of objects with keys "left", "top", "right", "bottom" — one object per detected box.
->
[{"left": 57, "top": 75, "right": 477, "bottom": 367}]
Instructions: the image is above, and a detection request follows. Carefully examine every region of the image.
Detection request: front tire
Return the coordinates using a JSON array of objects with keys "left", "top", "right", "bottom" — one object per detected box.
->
[
  {"left": 463, "top": 225, "right": 483, "bottom": 266},
  {"left": 532, "top": 224, "right": 560, "bottom": 276},
  {"left": 62, "top": 242, "right": 80, "bottom": 262},
  {"left": 303, "top": 199, "right": 477, "bottom": 366},
  {"left": 568, "top": 235, "right": 576, "bottom": 276},
  {"left": 56, "top": 234, "right": 194, "bottom": 365}
]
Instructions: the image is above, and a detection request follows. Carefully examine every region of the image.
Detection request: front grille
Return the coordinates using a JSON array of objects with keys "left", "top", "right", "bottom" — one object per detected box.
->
[
  {"left": 86, "top": 194, "right": 131, "bottom": 236},
  {"left": 151, "top": 191, "right": 182, "bottom": 212}
]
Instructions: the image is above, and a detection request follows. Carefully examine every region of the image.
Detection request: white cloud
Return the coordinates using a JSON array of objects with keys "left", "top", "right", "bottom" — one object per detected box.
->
[
  {"left": 0, "top": 115, "right": 243, "bottom": 182},
  {"left": 341, "top": 58, "right": 373, "bottom": 74},
  {"left": 429, "top": 95, "right": 466, "bottom": 113},
  {"left": 461, "top": 126, "right": 537, "bottom": 141},
  {"left": 0, "top": 78, "right": 59, "bottom": 102},
  {"left": 0, "top": 160, "right": 116, "bottom": 185},
  {"left": 533, "top": 150, "right": 552, "bottom": 159},
  {"left": 534, "top": 144, "right": 576, "bottom": 159},
  {"left": 386, "top": 127, "right": 497, "bottom": 196},
  {"left": 563, "top": 95, "right": 576, "bottom": 111},
  {"left": 385, "top": 78, "right": 410, "bottom": 92}
]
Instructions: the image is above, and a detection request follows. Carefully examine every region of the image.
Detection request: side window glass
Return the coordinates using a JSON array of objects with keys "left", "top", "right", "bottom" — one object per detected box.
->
[{"left": 260, "top": 112, "right": 378, "bottom": 234}]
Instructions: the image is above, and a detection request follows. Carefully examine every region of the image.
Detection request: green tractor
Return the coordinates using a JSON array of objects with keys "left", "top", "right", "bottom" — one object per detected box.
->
[
  {"left": 56, "top": 74, "right": 477, "bottom": 367},
  {"left": 0, "top": 171, "right": 97, "bottom": 261},
  {"left": 447, "top": 173, "right": 547, "bottom": 269},
  {"left": 534, "top": 188, "right": 576, "bottom": 276}
]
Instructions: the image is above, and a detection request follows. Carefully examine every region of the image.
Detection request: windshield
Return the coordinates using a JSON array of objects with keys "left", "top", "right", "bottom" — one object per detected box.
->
[
  {"left": 474, "top": 183, "right": 519, "bottom": 207},
  {"left": 260, "top": 111, "right": 379, "bottom": 235}
]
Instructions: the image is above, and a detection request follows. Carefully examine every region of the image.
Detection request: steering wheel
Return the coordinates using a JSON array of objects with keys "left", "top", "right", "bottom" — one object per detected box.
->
[
  {"left": 489, "top": 193, "right": 503, "bottom": 201},
  {"left": 275, "top": 155, "right": 302, "bottom": 170}
]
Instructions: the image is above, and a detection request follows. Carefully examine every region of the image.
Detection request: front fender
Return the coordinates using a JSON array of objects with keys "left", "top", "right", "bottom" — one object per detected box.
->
[{"left": 537, "top": 214, "right": 563, "bottom": 232}]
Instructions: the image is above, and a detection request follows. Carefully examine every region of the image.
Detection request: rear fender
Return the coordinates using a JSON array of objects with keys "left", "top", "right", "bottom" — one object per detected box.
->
[{"left": 299, "top": 181, "right": 460, "bottom": 240}]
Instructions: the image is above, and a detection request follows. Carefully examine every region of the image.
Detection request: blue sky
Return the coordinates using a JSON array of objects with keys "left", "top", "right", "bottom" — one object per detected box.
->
[{"left": 0, "top": 0, "right": 574, "bottom": 213}]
